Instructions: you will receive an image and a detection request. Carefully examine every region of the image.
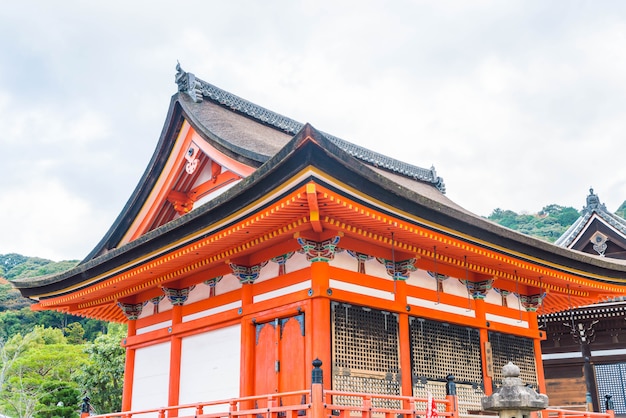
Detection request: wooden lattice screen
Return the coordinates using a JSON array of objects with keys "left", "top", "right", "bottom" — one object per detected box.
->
[
  {"left": 409, "top": 317, "right": 484, "bottom": 412},
  {"left": 488, "top": 331, "right": 537, "bottom": 387},
  {"left": 331, "top": 302, "right": 401, "bottom": 407}
]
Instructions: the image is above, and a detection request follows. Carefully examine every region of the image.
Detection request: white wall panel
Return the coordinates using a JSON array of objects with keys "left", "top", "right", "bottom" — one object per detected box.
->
[
  {"left": 178, "top": 325, "right": 241, "bottom": 412},
  {"left": 132, "top": 342, "right": 171, "bottom": 413},
  {"left": 136, "top": 320, "right": 172, "bottom": 335}
]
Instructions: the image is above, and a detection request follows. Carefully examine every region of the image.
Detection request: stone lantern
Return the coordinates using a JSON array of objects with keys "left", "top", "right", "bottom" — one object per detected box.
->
[{"left": 482, "top": 362, "right": 549, "bottom": 418}]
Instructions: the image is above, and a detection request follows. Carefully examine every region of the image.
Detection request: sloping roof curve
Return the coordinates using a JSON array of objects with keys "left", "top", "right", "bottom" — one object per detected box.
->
[{"left": 11, "top": 68, "right": 626, "bottom": 322}]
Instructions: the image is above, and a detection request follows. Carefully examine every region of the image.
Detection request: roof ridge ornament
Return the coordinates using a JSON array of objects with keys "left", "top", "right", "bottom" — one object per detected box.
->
[
  {"left": 584, "top": 187, "right": 607, "bottom": 213},
  {"left": 175, "top": 62, "right": 203, "bottom": 103}
]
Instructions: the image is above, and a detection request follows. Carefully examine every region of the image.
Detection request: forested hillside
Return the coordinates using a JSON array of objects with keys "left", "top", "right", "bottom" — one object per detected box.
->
[
  {"left": 486, "top": 204, "right": 581, "bottom": 243},
  {"left": 0, "top": 254, "right": 124, "bottom": 417},
  {"left": 487, "top": 201, "right": 626, "bottom": 243}
]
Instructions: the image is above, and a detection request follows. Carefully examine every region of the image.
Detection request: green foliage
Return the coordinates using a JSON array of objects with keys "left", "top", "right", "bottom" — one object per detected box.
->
[
  {"left": 0, "top": 326, "right": 89, "bottom": 418},
  {"left": 2, "top": 257, "right": 78, "bottom": 281},
  {"left": 0, "top": 253, "right": 29, "bottom": 278},
  {"left": 64, "top": 323, "right": 85, "bottom": 345},
  {"left": 0, "top": 282, "right": 32, "bottom": 312},
  {"left": 76, "top": 323, "right": 126, "bottom": 414},
  {"left": 36, "top": 381, "right": 80, "bottom": 418},
  {"left": 487, "top": 204, "right": 581, "bottom": 243},
  {"left": 616, "top": 200, "right": 626, "bottom": 219}
]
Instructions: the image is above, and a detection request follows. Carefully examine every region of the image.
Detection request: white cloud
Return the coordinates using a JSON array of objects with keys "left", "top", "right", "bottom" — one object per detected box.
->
[
  {"left": 2, "top": 1, "right": 626, "bottom": 260},
  {"left": 0, "top": 179, "right": 109, "bottom": 261}
]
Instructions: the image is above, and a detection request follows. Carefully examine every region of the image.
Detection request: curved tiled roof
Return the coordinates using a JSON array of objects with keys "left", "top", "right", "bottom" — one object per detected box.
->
[
  {"left": 555, "top": 189, "right": 626, "bottom": 248},
  {"left": 175, "top": 64, "right": 445, "bottom": 192}
]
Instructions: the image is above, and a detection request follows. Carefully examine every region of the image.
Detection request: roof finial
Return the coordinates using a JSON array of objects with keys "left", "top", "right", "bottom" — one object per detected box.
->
[
  {"left": 174, "top": 62, "right": 203, "bottom": 103},
  {"left": 584, "top": 187, "right": 605, "bottom": 213}
]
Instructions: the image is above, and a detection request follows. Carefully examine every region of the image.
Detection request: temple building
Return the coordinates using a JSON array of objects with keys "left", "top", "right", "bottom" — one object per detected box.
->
[
  {"left": 12, "top": 66, "right": 626, "bottom": 416},
  {"left": 542, "top": 190, "right": 626, "bottom": 413}
]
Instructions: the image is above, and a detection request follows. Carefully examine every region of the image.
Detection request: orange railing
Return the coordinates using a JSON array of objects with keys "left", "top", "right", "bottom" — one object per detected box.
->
[
  {"left": 86, "top": 391, "right": 619, "bottom": 418},
  {"left": 539, "top": 408, "right": 615, "bottom": 418},
  {"left": 88, "top": 388, "right": 454, "bottom": 418}
]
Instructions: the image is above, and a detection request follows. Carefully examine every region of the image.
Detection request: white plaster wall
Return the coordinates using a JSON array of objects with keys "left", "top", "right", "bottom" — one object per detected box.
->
[
  {"left": 329, "top": 250, "right": 355, "bottom": 269},
  {"left": 407, "top": 269, "right": 436, "bottom": 289},
  {"left": 186, "top": 284, "right": 209, "bottom": 305},
  {"left": 444, "top": 277, "right": 472, "bottom": 298},
  {"left": 256, "top": 260, "right": 279, "bottom": 283},
  {"left": 178, "top": 325, "right": 241, "bottom": 413},
  {"left": 364, "top": 257, "right": 389, "bottom": 279},
  {"left": 287, "top": 251, "right": 309, "bottom": 271},
  {"left": 217, "top": 274, "right": 242, "bottom": 294},
  {"left": 506, "top": 292, "right": 521, "bottom": 308},
  {"left": 484, "top": 289, "right": 502, "bottom": 305},
  {"left": 132, "top": 342, "right": 171, "bottom": 413}
]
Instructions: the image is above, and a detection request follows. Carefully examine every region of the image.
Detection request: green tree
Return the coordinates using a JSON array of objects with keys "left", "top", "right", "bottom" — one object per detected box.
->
[
  {"left": 0, "top": 326, "right": 88, "bottom": 418},
  {"left": 76, "top": 323, "right": 126, "bottom": 414},
  {"left": 616, "top": 200, "right": 626, "bottom": 219},
  {"left": 64, "top": 323, "right": 85, "bottom": 345},
  {"left": 36, "top": 381, "right": 80, "bottom": 418},
  {"left": 487, "top": 204, "right": 580, "bottom": 243}
]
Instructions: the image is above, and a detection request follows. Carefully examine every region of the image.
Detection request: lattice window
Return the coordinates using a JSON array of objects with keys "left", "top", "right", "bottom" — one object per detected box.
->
[
  {"left": 488, "top": 331, "right": 537, "bottom": 387},
  {"left": 409, "top": 317, "right": 482, "bottom": 384},
  {"left": 331, "top": 302, "right": 401, "bottom": 407},
  {"left": 595, "top": 363, "right": 626, "bottom": 413}
]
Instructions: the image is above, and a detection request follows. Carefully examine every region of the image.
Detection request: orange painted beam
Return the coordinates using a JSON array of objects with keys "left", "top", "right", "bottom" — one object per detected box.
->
[
  {"left": 306, "top": 183, "right": 323, "bottom": 233},
  {"left": 188, "top": 170, "right": 241, "bottom": 201}
]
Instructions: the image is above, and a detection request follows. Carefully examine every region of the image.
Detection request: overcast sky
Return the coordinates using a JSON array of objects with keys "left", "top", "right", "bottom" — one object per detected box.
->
[{"left": 2, "top": 1, "right": 626, "bottom": 261}]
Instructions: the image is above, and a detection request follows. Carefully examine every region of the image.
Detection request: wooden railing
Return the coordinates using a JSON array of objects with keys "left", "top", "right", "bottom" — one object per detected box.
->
[
  {"left": 87, "top": 388, "right": 454, "bottom": 418},
  {"left": 83, "top": 361, "right": 617, "bottom": 418}
]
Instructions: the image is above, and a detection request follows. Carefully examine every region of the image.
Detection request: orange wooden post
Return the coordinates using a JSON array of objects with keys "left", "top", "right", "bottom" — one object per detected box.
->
[
  {"left": 122, "top": 320, "right": 137, "bottom": 411},
  {"left": 474, "top": 299, "right": 492, "bottom": 395},
  {"left": 396, "top": 280, "right": 413, "bottom": 400},
  {"left": 528, "top": 311, "right": 547, "bottom": 394},
  {"left": 363, "top": 395, "right": 372, "bottom": 418},
  {"left": 310, "top": 359, "right": 325, "bottom": 418},
  {"left": 310, "top": 262, "right": 331, "bottom": 390},
  {"left": 168, "top": 305, "right": 183, "bottom": 417},
  {"left": 240, "top": 315, "right": 256, "bottom": 412},
  {"left": 267, "top": 395, "right": 277, "bottom": 418}
]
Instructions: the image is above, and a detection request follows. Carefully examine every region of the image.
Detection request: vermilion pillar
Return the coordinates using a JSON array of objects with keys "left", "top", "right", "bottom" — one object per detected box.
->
[
  {"left": 121, "top": 320, "right": 137, "bottom": 411},
  {"left": 474, "top": 298, "right": 493, "bottom": 394},
  {"left": 395, "top": 280, "right": 413, "bottom": 397},
  {"left": 168, "top": 305, "right": 183, "bottom": 415},
  {"left": 310, "top": 262, "right": 331, "bottom": 389}
]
